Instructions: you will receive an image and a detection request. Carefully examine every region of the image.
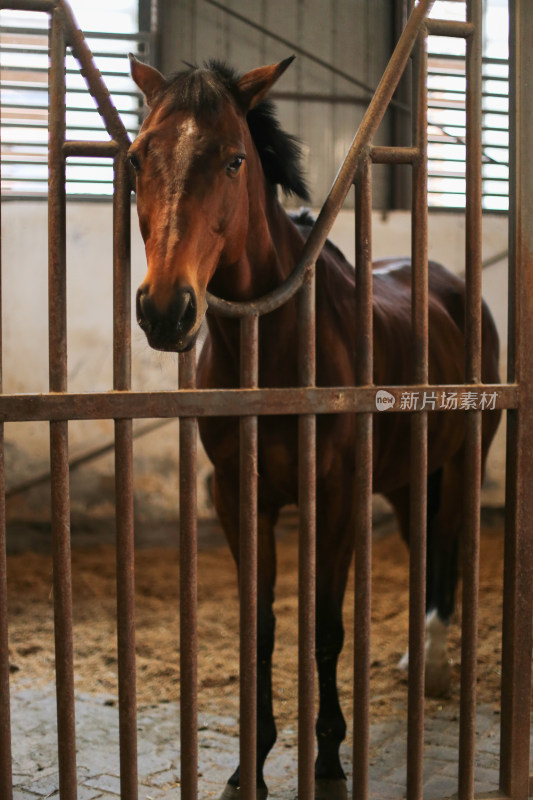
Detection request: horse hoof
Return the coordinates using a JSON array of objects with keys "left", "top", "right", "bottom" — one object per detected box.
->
[
  {"left": 315, "top": 778, "right": 347, "bottom": 800},
  {"left": 219, "top": 783, "right": 268, "bottom": 800},
  {"left": 425, "top": 658, "right": 452, "bottom": 698}
]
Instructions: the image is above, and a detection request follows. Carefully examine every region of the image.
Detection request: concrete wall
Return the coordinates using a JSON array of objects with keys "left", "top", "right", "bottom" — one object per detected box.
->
[{"left": 1, "top": 201, "right": 507, "bottom": 533}]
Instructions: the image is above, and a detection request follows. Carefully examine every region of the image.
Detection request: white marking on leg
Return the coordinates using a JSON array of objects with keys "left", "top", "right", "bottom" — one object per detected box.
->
[
  {"left": 425, "top": 608, "right": 449, "bottom": 665},
  {"left": 424, "top": 608, "right": 451, "bottom": 697},
  {"left": 397, "top": 610, "right": 450, "bottom": 686},
  {"left": 397, "top": 649, "right": 409, "bottom": 671}
]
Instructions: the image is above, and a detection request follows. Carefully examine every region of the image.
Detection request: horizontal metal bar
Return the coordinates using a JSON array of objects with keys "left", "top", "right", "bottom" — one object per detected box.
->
[
  {"left": 426, "top": 19, "right": 475, "bottom": 38},
  {"left": 371, "top": 145, "right": 419, "bottom": 164},
  {"left": 63, "top": 140, "right": 120, "bottom": 157},
  {"left": 0, "top": 384, "right": 516, "bottom": 422},
  {"left": 0, "top": 0, "right": 53, "bottom": 9}
]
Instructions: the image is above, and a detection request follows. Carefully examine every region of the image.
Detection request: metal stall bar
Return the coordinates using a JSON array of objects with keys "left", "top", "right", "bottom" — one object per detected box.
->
[
  {"left": 458, "top": 2, "right": 483, "bottom": 797},
  {"left": 406, "top": 25, "right": 429, "bottom": 800},
  {"left": 239, "top": 314, "right": 259, "bottom": 800},
  {"left": 352, "top": 152, "right": 373, "bottom": 800},
  {"left": 112, "top": 151, "right": 137, "bottom": 800},
  {"left": 63, "top": 8, "right": 137, "bottom": 794},
  {"left": 0, "top": 0, "right": 53, "bottom": 8},
  {"left": 48, "top": 7, "right": 77, "bottom": 799},
  {"left": 179, "top": 346, "right": 199, "bottom": 800},
  {"left": 0, "top": 429, "right": 9, "bottom": 800},
  {"left": 0, "top": 383, "right": 513, "bottom": 422},
  {"left": 500, "top": 1, "right": 533, "bottom": 798},
  {"left": 298, "top": 264, "right": 316, "bottom": 800},
  {"left": 0, "top": 85, "right": 12, "bottom": 800},
  {"left": 63, "top": 141, "right": 121, "bottom": 158}
]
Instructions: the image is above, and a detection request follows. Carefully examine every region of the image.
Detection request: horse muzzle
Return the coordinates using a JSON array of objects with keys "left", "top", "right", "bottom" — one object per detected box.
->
[{"left": 136, "top": 283, "right": 203, "bottom": 352}]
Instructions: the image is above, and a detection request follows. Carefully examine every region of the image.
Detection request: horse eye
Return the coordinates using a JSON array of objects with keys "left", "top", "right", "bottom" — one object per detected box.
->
[
  {"left": 128, "top": 153, "right": 141, "bottom": 171},
  {"left": 227, "top": 155, "right": 244, "bottom": 175}
]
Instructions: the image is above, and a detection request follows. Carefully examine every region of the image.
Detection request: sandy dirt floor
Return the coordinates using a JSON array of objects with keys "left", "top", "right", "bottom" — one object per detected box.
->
[{"left": 6, "top": 520, "right": 506, "bottom": 729}]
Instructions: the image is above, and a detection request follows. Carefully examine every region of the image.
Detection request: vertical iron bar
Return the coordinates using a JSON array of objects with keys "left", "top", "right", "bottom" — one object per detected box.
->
[
  {"left": 458, "top": 3, "right": 483, "bottom": 798},
  {"left": 298, "top": 270, "right": 316, "bottom": 800},
  {"left": 391, "top": 0, "right": 413, "bottom": 210},
  {"left": 49, "top": 422, "right": 76, "bottom": 799},
  {"left": 49, "top": 9, "right": 77, "bottom": 799},
  {"left": 0, "top": 51, "right": 12, "bottom": 798},
  {"left": 239, "top": 314, "right": 258, "bottom": 800},
  {"left": 112, "top": 154, "right": 137, "bottom": 800},
  {"left": 352, "top": 156, "right": 373, "bottom": 800},
  {"left": 179, "top": 346, "right": 198, "bottom": 800},
  {"left": 49, "top": 10, "right": 67, "bottom": 393},
  {"left": 0, "top": 420, "right": 9, "bottom": 800},
  {"left": 458, "top": 415, "right": 481, "bottom": 798},
  {"left": 406, "top": 27, "right": 428, "bottom": 800},
  {"left": 500, "top": 1, "right": 533, "bottom": 797},
  {"left": 464, "top": 1, "right": 483, "bottom": 388}
]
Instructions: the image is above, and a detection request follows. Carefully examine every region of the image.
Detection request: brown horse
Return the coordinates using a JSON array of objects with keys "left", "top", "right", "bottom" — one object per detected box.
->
[{"left": 128, "top": 56, "right": 501, "bottom": 800}]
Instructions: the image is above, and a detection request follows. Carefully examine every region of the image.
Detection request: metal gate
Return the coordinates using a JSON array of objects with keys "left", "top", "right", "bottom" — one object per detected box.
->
[{"left": 0, "top": 1, "right": 531, "bottom": 799}]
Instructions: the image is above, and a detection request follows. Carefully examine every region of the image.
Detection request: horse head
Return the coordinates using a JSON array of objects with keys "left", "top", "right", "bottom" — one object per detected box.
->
[{"left": 129, "top": 55, "right": 295, "bottom": 352}]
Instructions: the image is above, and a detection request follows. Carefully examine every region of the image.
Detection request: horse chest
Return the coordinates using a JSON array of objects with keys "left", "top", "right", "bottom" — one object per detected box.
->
[
  {"left": 199, "top": 414, "right": 299, "bottom": 503},
  {"left": 258, "top": 422, "right": 298, "bottom": 499}
]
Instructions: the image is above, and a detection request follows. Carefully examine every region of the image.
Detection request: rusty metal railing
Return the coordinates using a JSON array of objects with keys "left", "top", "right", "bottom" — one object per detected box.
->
[{"left": 0, "top": 1, "right": 531, "bottom": 800}]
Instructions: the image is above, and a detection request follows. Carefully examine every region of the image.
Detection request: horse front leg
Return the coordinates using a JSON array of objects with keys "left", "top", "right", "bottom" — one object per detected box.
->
[
  {"left": 314, "top": 501, "right": 353, "bottom": 800},
  {"left": 213, "top": 469, "right": 279, "bottom": 800}
]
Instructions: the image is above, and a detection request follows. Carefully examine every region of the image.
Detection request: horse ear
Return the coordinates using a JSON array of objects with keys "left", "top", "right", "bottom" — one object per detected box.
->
[
  {"left": 237, "top": 56, "right": 295, "bottom": 111},
  {"left": 129, "top": 54, "right": 166, "bottom": 107}
]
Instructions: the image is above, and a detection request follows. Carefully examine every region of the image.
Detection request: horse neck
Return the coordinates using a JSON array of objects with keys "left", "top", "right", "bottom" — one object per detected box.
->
[
  {"left": 208, "top": 152, "right": 304, "bottom": 302},
  {"left": 203, "top": 139, "right": 305, "bottom": 367},
  {"left": 204, "top": 188, "right": 303, "bottom": 368}
]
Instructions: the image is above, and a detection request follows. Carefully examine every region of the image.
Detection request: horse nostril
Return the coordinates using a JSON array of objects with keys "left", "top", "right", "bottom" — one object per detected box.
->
[
  {"left": 136, "top": 287, "right": 153, "bottom": 334},
  {"left": 175, "top": 288, "right": 197, "bottom": 334}
]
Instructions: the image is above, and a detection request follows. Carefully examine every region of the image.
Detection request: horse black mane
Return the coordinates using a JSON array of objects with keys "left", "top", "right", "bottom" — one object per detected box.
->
[{"left": 162, "top": 60, "right": 310, "bottom": 202}]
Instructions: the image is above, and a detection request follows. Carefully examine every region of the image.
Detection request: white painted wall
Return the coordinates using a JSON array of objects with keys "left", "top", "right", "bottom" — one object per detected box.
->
[{"left": 1, "top": 201, "right": 507, "bottom": 530}]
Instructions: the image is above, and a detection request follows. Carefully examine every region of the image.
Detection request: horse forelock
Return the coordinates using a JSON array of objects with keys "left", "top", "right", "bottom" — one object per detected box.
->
[
  {"left": 154, "top": 60, "right": 310, "bottom": 202},
  {"left": 161, "top": 66, "right": 229, "bottom": 118}
]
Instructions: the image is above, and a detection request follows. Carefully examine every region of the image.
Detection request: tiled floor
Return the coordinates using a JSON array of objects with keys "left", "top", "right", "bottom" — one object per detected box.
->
[{"left": 10, "top": 686, "right": 509, "bottom": 799}]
